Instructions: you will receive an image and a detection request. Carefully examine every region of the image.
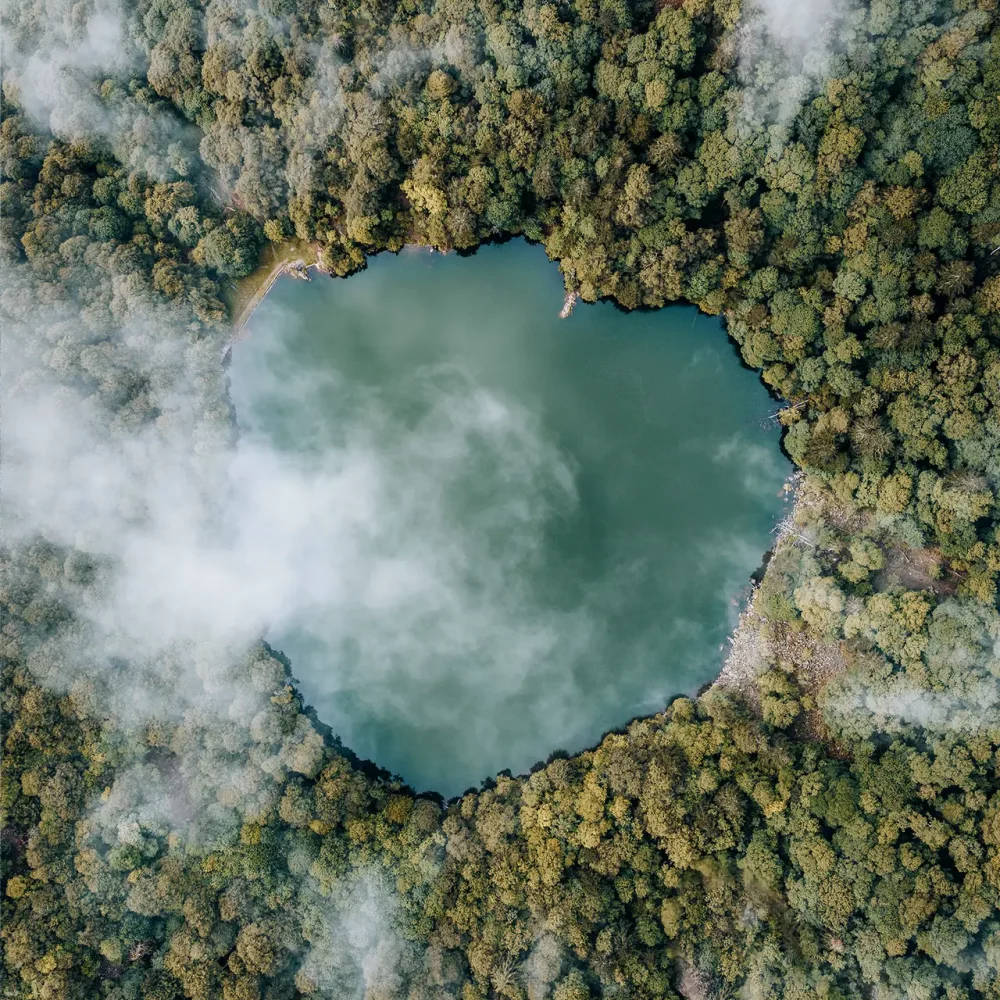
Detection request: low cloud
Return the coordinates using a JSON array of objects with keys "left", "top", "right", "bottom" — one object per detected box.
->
[
  {"left": 734, "top": 0, "right": 857, "bottom": 129},
  {"left": 2, "top": 0, "right": 138, "bottom": 134},
  {"left": 824, "top": 676, "right": 1000, "bottom": 736},
  {"left": 1, "top": 0, "right": 202, "bottom": 181},
  {"left": 294, "top": 872, "right": 422, "bottom": 998}
]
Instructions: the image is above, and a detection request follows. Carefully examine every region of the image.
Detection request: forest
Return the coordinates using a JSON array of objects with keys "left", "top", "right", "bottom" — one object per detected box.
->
[{"left": 1, "top": 0, "right": 999, "bottom": 997}]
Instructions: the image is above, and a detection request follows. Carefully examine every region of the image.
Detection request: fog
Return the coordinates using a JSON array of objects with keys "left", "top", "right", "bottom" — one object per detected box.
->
[{"left": 735, "top": 0, "right": 860, "bottom": 129}]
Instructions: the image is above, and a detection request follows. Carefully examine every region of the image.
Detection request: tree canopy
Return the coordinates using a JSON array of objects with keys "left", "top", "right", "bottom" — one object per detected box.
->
[{"left": 2, "top": 0, "right": 1000, "bottom": 997}]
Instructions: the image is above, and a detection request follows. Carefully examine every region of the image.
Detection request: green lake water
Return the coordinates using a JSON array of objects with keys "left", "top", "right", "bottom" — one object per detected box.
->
[{"left": 229, "top": 240, "right": 789, "bottom": 796}]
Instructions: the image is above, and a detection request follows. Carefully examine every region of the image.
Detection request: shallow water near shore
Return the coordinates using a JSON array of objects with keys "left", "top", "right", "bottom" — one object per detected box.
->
[{"left": 228, "top": 239, "right": 789, "bottom": 795}]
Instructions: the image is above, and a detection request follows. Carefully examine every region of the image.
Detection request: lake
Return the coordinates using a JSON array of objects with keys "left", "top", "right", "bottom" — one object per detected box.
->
[{"left": 228, "top": 239, "right": 789, "bottom": 796}]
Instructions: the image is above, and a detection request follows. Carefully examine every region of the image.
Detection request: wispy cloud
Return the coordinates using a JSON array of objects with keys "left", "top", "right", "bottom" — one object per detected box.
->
[{"left": 734, "top": 0, "right": 857, "bottom": 129}]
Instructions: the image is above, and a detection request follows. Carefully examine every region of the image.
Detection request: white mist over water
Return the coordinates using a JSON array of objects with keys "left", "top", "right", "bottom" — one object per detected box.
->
[{"left": 228, "top": 242, "right": 790, "bottom": 794}]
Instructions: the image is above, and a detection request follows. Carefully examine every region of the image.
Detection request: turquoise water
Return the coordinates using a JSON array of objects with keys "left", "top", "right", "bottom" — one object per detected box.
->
[{"left": 229, "top": 240, "right": 789, "bottom": 795}]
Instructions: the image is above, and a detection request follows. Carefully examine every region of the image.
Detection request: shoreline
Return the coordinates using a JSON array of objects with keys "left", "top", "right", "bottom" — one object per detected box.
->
[
  {"left": 709, "top": 471, "right": 804, "bottom": 703},
  {"left": 226, "top": 240, "right": 324, "bottom": 343},
  {"left": 227, "top": 237, "right": 582, "bottom": 352},
  {"left": 228, "top": 241, "right": 441, "bottom": 347}
]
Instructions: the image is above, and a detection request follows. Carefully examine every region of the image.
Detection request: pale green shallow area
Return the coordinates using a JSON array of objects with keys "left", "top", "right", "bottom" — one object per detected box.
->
[{"left": 229, "top": 239, "right": 790, "bottom": 796}]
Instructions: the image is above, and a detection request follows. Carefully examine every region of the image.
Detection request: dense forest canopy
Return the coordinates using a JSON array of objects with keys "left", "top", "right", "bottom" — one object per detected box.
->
[{"left": 1, "top": 0, "right": 999, "bottom": 997}]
